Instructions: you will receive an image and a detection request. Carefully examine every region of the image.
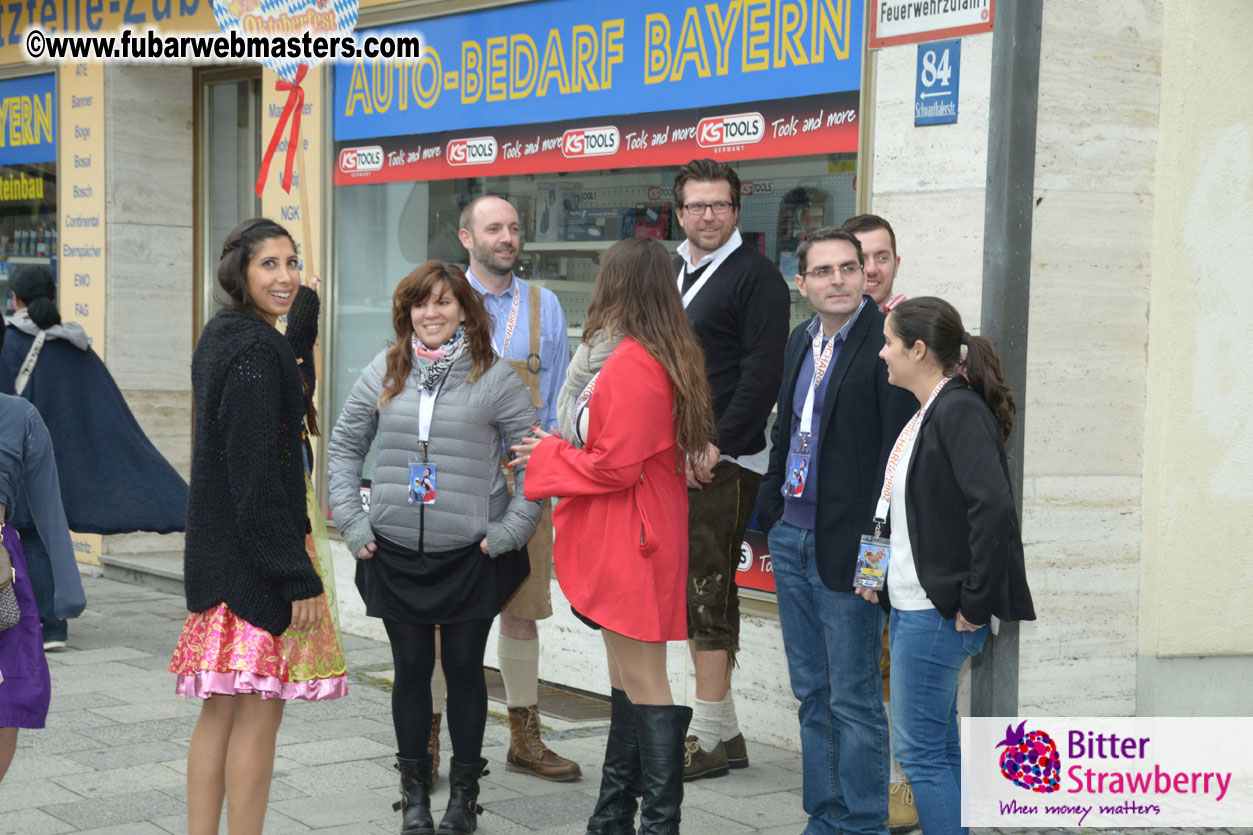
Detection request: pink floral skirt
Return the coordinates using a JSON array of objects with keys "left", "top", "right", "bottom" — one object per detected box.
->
[{"left": 171, "top": 502, "right": 347, "bottom": 701}]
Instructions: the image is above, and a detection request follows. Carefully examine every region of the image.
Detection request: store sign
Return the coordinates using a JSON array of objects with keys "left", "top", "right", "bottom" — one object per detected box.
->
[
  {"left": 335, "top": 90, "right": 858, "bottom": 184},
  {"left": 697, "top": 112, "right": 765, "bottom": 149},
  {"left": 0, "top": 74, "right": 56, "bottom": 166},
  {"left": 914, "top": 38, "right": 960, "bottom": 125},
  {"left": 562, "top": 126, "right": 620, "bottom": 158},
  {"left": 869, "top": 0, "right": 992, "bottom": 48},
  {"left": 738, "top": 530, "right": 775, "bottom": 594},
  {"left": 333, "top": 0, "right": 863, "bottom": 142}
]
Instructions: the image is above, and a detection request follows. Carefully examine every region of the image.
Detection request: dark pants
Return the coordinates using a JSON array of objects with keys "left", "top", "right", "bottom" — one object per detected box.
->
[
  {"left": 686, "top": 461, "right": 761, "bottom": 659},
  {"left": 16, "top": 527, "right": 66, "bottom": 643}
]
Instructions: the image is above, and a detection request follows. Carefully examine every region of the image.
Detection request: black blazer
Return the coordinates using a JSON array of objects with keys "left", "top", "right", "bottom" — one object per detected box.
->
[
  {"left": 757, "top": 301, "right": 916, "bottom": 591},
  {"left": 894, "top": 379, "right": 1036, "bottom": 625}
]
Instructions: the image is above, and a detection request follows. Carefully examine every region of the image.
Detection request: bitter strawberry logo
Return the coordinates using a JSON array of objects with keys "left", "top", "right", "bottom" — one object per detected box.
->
[{"left": 997, "top": 720, "right": 1061, "bottom": 793}]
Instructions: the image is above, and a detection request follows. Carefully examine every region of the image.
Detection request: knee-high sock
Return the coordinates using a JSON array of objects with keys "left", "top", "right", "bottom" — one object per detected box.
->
[
  {"left": 430, "top": 664, "right": 447, "bottom": 715},
  {"left": 498, "top": 634, "right": 539, "bottom": 708},
  {"left": 691, "top": 697, "right": 722, "bottom": 752},
  {"left": 720, "top": 690, "right": 741, "bottom": 741}
]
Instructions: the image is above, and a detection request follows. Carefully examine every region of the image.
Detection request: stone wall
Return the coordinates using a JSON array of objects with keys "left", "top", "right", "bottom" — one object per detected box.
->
[{"left": 102, "top": 67, "right": 194, "bottom": 557}]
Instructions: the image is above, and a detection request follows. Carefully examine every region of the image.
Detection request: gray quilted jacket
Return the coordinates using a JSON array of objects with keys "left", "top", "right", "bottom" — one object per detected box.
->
[{"left": 327, "top": 349, "right": 540, "bottom": 557}]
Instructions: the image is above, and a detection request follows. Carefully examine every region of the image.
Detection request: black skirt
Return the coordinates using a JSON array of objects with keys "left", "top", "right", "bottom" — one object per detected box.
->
[{"left": 355, "top": 531, "right": 530, "bottom": 624}]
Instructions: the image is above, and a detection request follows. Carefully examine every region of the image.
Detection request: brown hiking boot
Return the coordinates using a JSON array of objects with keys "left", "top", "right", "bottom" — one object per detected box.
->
[
  {"left": 682, "top": 735, "right": 729, "bottom": 781},
  {"left": 428, "top": 713, "right": 441, "bottom": 787},
  {"left": 722, "top": 733, "right": 749, "bottom": 769},
  {"left": 505, "top": 705, "right": 582, "bottom": 781},
  {"left": 885, "top": 781, "right": 918, "bottom": 831}
]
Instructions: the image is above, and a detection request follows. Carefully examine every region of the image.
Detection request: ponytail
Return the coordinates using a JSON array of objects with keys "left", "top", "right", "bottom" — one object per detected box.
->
[
  {"left": 963, "top": 334, "right": 1016, "bottom": 442},
  {"left": 10, "top": 265, "right": 61, "bottom": 329},
  {"left": 25, "top": 296, "right": 61, "bottom": 329},
  {"left": 889, "top": 297, "right": 1016, "bottom": 441}
]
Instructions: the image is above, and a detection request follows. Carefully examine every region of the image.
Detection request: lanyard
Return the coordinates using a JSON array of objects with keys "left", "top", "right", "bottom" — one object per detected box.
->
[
  {"left": 492, "top": 284, "right": 522, "bottom": 356},
  {"left": 418, "top": 382, "right": 442, "bottom": 459},
  {"left": 874, "top": 376, "right": 953, "bottom": 527},
  {"left": 678, "top": 239, "right": 738, "bottom": 308},
  {"left": 798, "top": 332, "right": 837, "bottom": 445},
  {"left": 573, "top": 370, "right": 602, "bottom": 420}
]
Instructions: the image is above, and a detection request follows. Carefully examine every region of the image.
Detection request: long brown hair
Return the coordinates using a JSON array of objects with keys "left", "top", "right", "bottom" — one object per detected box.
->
[
  {"left": 888, "top": 297, "right": 1016, "bottom": 441},
  {"left": 583, "top": 237, "right": 715, "bottom": 459},
  {"left": 378, "top": 261, "right": 496, "bottom": 408}
]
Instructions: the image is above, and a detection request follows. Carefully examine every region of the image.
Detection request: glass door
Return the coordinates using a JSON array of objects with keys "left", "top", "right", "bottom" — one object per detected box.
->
[{"left": 195, "top": 69, "right": 261, "bottom": 334}]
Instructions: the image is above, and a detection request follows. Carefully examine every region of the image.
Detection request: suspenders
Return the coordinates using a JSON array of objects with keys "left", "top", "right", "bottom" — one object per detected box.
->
[{"left": 505, "top": 283, "right": 545, "bottom": 410}]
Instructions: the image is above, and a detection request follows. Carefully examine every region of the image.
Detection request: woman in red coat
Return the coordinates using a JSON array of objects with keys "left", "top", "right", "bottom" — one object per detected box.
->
[{"left": 513, "top": 236, "right": 713, "bottom": 835}]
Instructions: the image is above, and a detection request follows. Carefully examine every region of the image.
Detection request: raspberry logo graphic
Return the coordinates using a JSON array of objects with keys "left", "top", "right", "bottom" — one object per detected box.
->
[{"left": 997, "top": 720, "right": 1061, "bottom": 793}]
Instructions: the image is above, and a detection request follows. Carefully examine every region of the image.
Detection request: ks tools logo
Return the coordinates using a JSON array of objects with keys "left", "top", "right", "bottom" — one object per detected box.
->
[
  {"left": 338, "top": 146, "right": 383, "bottom": 173},
  {"left": 697, "top": 112, "right": 765, "bottom": 148},
  {"left": 446, "top": 137, "right": 498, "bottom": 166},
  {"left": 562, "top": 126, "right": 620, "bottom": 158},
  {"left": 997, "top": 720, "right": 1062, "bottom": 793}
]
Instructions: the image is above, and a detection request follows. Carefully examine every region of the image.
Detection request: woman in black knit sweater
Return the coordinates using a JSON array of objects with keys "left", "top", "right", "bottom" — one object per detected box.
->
[{"left": 170, "top": 218, "right": 346, "bottom": 835}]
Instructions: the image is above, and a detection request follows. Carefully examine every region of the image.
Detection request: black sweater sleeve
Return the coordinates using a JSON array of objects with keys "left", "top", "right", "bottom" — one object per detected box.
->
[
  {"left": 218, "top": 343, "right": 322, "bottom": 602},
  {"left": 716, "top": 264, "right": 791, "bottom": 457}
]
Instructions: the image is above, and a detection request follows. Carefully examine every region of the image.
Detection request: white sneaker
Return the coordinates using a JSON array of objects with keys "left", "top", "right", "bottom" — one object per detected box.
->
[{"left": 42, "top": 639, "right": 67, "bottom": 651}]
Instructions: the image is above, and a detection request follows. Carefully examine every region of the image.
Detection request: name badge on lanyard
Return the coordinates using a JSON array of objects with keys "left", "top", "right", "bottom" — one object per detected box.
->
[
  {"left": 409, "top": 384, "right": 441, "bottom": 505},
  {"left": 854, "top": 376, "right": 955, "bottom": 590},
  {"left": 782, "top": 332, "right": 836, "bottom": 499}
]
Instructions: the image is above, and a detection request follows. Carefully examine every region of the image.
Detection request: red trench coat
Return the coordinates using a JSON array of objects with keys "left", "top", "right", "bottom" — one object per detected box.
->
[{"left": 524, "top": 338, "right": 689, "bottom": 642}]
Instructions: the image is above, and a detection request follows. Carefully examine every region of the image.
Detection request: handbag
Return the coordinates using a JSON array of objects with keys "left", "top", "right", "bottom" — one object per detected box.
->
[{"left": 0, "top": 526, "right": 19, "bottom": 631}]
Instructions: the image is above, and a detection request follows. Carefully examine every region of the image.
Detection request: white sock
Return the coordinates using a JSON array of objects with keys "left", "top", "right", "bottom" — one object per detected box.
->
[
  {"left": 721, "top": 690, "right": 741, "bottom": 741},
  {"left": 691, "top": 697, "right": 723, "bottom": 751},
  {"left": 886, "top": 700, "right": 906, "bottom": 783},
  {"left": 430, "top": 665, "right": 447, "bottom": 715},
  {"left": 498, "top": 635, "right": 540, "bottom": 708}
]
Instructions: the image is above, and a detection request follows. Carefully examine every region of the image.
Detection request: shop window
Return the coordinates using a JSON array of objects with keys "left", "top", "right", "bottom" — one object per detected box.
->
[
  {"left": 330, "top": 155, "right": 856, "bottom": 584},
  {"left": 0, "top": 74, "right": 57, "bottom": 313}
]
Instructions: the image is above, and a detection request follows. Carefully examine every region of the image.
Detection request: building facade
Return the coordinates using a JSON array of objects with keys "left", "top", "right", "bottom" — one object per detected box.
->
[{"left": 4, "top": 0, "right": 1249, "bottom": 749}]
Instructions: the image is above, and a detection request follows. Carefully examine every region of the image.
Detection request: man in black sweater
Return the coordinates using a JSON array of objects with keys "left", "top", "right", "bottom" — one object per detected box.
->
[{"left": 672, "top": 159, "right": 790, "bottom": 780}]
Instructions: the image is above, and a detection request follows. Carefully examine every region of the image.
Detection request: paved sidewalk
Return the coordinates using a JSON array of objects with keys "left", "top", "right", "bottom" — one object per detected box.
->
[{"left": 0, "top": 575, "right": 1246, "bottom": 835}]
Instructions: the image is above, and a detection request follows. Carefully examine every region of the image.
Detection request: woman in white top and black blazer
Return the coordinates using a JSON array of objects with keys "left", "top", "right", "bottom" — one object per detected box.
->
[{"left": 859, "top": 296, "right": 1035, "bottom": 835}]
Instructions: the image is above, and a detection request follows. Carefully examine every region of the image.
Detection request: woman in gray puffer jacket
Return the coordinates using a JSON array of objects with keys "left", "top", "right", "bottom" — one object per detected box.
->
[{"left": 328, "top": 261, "right": 537, "bottom": 835}]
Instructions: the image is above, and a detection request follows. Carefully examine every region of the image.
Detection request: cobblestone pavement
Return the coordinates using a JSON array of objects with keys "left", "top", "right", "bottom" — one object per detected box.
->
[{"left": 0, "top": 575, "right": 1248, "bottom": 834}]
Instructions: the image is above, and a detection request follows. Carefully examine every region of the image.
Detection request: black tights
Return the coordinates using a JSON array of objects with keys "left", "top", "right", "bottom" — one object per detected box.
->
[{"left": 384, "top": 617, "right": 494, "bottom": 763}]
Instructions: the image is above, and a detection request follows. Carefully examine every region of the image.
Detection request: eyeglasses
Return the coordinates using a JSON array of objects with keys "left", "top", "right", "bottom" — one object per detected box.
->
[
  {"left": 680, "top": 201, "right": 735, "bottom": 217},
  {"left": 800, "top": 264, "right": 863, "bottom": 279}
]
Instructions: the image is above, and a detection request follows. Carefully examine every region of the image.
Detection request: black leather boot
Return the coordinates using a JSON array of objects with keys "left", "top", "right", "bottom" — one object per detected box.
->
[
  {"left": 586, "top": 688, "right": 640, "bottom": 834},
  {"left": 633, "top": 704, "right": 692, "bottom": 835},
  {"left": 436, "top": 757, "right": 488, "bottom": 834},
  {"left": 393, "top": 754, "right": 435, "bottom": 835}
]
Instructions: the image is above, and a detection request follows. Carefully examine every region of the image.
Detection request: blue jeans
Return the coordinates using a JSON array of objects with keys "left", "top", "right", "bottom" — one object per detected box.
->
[
  {"left": 17, "top": 527, "right": 66, "bottom": 642},
  {"left": 769, "top": 521, "right": 888, "bottom": 835},
  {"left": 889, "top": 607, "right": 988, "bottom": 835}
]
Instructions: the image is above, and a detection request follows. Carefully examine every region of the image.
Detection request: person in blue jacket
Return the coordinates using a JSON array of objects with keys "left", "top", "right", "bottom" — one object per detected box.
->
[
  {"left": 0, "top": 315, "right": 84, "bottom": 780},
  {"left": 0, "top": 266, "right": 187, "bottom": 649}
]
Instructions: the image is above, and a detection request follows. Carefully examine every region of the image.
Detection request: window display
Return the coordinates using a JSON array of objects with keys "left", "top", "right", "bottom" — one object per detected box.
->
[{"left": 0, "top": 74, "right": 57, "bottom": 314}]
